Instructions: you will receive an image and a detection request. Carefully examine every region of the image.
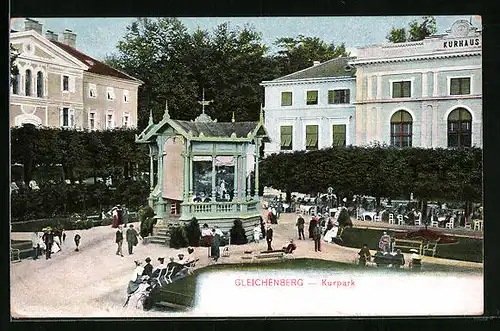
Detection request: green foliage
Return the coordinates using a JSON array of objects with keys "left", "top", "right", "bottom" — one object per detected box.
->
[
  {"left": 273, "top": 35, "right": 349, "bottom": 75},
  {"left": 10, "top": 44, "right": 19, "bottom": 82},
  {"left": 230, "top": 219, "right": 248, "bottom": 245},
  {"left": 185, "top": 217, "right": 202, "bottom": 247},
  {"left": 261, "top": 146, "right": 482, "bottom": 205},
  {"left": 386, "top": 16, "right": 437, "bottom": 43},
  {"left": 169, "top": 224, "right": 189, "bottom": 249},
  {"left": 337, "top": 208, "right": 353, "bottom": 228}
]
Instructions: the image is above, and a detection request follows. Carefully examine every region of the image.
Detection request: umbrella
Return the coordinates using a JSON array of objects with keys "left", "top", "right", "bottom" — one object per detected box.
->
[{"left": 394, "top": 228, "right": 458, "bottom": 244}]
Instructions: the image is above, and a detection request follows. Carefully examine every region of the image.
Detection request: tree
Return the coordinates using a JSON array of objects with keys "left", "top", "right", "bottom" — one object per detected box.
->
[
  {"left": 386, "top": 16, "right": 437, "bottom": 43},
  {"left": 10, "top": 44, "right": 19, "bottom": 84},
  {"left": 105, "top": 18, "right": 278, "bottom": 129},
  {"left": 273, "top": 35, "right": 349, "bottom": 76}
]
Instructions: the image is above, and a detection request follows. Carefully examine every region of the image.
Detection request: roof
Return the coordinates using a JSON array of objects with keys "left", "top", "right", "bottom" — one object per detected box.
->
[
  {"left": 50, "top": 40, "right": 142, "bottom": 83},
  {"left": 172, "top": 120, "right": 261, "bottom": 138},
  {"left": 274, "top": 56, "right": 356, "bottom": 81}
]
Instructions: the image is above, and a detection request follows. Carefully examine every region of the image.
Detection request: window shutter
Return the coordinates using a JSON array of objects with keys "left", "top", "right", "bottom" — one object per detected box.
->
[
  {"left": 392, "top": 82, "right": 400, "bottom": 98},
  {"left": 281, "top": 92, "right": 292, "bottom": 106},
  {"left": 59, "top": 108, "right": 63, "bottom": 126},
  {"left": 403, "top": 81, "right": 411, "bottom": 97},
  {"left": 450, "top": 79, "right": 460, "bottom": 95},
  {"left": 345, "top": 89, "right": 350, "bottom": 103},
  {"left": 328, "top": 90, "right": 334, "bottom": 104},
  {"left": 280, "top": 126, "right": 292, "bottom": 149},
  {"left": 306, "top": 125, "right": 318, "bottom": 148}
]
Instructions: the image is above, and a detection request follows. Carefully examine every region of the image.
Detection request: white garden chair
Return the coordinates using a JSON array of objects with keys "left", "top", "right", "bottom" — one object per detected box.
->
[
  {"left": 445, "top": 217, "right": 454, "bottom": 229},
  {"left": 389, "top": 214, "right": 395, "bottom": 224},
  {"left": 397, "top": 214, "right": 404, "bottom": 225}
]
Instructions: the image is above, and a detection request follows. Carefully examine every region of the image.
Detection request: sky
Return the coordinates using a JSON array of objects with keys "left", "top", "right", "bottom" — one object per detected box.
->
[{"left": 10, "top": 16, "right": 482, "bottom": 61}]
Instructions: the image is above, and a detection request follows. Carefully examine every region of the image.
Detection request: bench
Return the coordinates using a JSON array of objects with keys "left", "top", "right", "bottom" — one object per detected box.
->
[
  {"left": 422, "top": 241, "right": 438, "bottom": 257},
  {"left": 11, "top": 248, "right": 21, "bottom": 263},
  {"left": 393, "top": 239, "right": 423, "bottom": 255}
]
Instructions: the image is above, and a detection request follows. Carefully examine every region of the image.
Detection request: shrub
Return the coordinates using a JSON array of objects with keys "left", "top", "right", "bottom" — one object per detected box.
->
[
  {"left": 169, "top": 223, "right": 188, "bottom": 249},
  {"left": 337, "top": 207, "right": 353, "bottom": 228},
  {"left": 140, "top": 217, "right": 156, "bottom": 237},
  {"left": 230, "top": 219, "right": 248, "bottom": 245},
  {"left": 185, "top": 217, "right": 201, "bottom": 247}
]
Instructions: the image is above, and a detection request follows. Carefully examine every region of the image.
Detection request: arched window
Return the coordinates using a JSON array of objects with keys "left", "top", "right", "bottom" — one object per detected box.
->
[
  {"left": 12, "top": 66, "right": 20, "bottom": 95},
  {"left": 25, "top": 69, "right": 32, "bottom": 96},
  {"left": 390, "top": 110, "right": 412, "bottom": 147},
  {"left": 36, "top": 71, "right": 44, "bottom": 97},
  {"left": 448, "top": 108, "right": 472, "bottom": 148}
]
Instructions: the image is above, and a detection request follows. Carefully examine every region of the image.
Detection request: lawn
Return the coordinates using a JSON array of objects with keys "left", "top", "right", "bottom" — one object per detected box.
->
[{"left": 339, "top": 227, "right": 483, "bottom": 263}]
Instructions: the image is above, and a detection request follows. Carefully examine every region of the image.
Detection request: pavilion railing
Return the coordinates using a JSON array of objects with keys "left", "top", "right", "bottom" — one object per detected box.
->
[{"left": 180, "top": 200, "right": 260, "bottom": 218}]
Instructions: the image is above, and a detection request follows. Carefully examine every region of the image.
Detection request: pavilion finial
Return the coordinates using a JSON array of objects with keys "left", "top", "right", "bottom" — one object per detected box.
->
[
  {"left": 232, "top": 112, "right": 235, "bottom": 123},
  {"left": 259, "top": 103, "right": 264, "bottom": 124},
  {"left": 148, "top": 109, "right": 154, "bottom": 126},
  {"left": 163, "top": 99, "right": 170, "bottom": 120},
  {"left": 195, "top": 87, "right": 214, "bottom": 122}
]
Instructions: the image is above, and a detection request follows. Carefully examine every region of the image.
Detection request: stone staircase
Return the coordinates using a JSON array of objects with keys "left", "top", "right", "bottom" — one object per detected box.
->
[{"left": 144, "top": 224, "right": 170, "bottom": 245}]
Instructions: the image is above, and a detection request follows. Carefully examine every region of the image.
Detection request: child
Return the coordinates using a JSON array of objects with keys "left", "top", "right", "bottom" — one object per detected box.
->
[{"left": 74, "top": 233, "right": 81, "bottom": 251}]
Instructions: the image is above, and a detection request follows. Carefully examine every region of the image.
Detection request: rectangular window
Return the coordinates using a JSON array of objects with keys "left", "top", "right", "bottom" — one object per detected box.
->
[
  {"left": 392, "top": 81, "right": 411, "bottom": 98},
  {"left": 89, "top": 112, "right": 95, "bottom": 130},
  {"left": 305, "top": 125, "right": 318, "bottom": 150},
  {"left": 450, "top": 77, "right": 471, "bottom": 95},
  {"left": 107, "top": 87, "right": 115, "bottom": 100},
  {"left": 122, "top": 113, "right": 130, "bottom": 127},
  {"left": 332, "top": 125, "right": 346, "bottom": 147},
  {"left": 106, "top": 113, "right": 113, "bottom": 129},
  {"left": 281, "top": 92, "right": 292, "bottom": 106},
  {"left": 61, "top": 108, "right": 74, "bottom": 127},
  {"left": 89, "top": 83, "right": 97, "bottom": 98},
  {"left": 280, "top": 126, "right": 293, "bottom": 150},
  {"left": 306, "top": 90, "right": 318, "bottom": 105},
  {"left": 328, "top": 89, "right": 350, "bottom": 104},
  {"left": 123, "top": 90, "right": 129, "bottom": 103},
  {"left": 62, "top": 75, "right": 69, "bottom": 91}
]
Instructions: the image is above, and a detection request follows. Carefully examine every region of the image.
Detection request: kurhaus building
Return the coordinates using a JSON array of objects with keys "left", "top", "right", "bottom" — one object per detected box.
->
[
  {"left": 261, "top": 57, "right": 356, "bottom": 155},
  {"left": 349, "top": 20, "right": 482, "bottom": 148},
  {"left": 10, "top": 18, "right": 142, "bottom": 130}
]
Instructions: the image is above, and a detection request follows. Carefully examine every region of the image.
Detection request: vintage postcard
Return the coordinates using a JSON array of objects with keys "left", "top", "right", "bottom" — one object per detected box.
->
[{"left": 9, "top": 15, "right": 483, "bottom": 318}]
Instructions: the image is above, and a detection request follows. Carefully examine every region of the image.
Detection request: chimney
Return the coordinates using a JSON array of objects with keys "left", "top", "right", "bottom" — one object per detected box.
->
[
  {"left": 45, "top": 30, "right": 59, "bottom": 42},
  {"left": 62, "top": 29, "right": 77, "bottom": 48},
  {"left": 24, "top": 18, "right": 43, "bottom": 35},
  {"left": 312, "top": 61, "right": 321, "bottom": 66}
]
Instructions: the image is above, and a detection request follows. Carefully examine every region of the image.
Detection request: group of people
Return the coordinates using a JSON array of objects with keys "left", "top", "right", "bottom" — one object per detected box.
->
[
  {"left": 357, "top": 232, "right": 406, "bottom": 268},
  {"left": 115, "top": 224, "right": 141, "bottom": 256},
  {"left": 295, "top": 214, "right": 338, "bottom": 252},
  {"left": 200, "top": 223, "right": 225, "bottom": 262},
  {"left": 31, "top": 228, "right": 82, "bottom": 260}
]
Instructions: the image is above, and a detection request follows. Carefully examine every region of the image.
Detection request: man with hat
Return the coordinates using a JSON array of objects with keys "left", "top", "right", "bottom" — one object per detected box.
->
[
  {"left": 142, "top": 257, "right": 153, "bottom": 277},
  {"left": 115, "top": 225, "right": 124, "bottom": 257},
  {"left": 296, "top": 214, "right": 305, "bottom": 240},
  {"left": 126, "top": 224, "right": 141, "bottom": 255}
]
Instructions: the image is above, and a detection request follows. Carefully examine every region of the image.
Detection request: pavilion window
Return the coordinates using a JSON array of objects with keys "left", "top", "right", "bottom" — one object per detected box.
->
[
  {"left": 447, "top": 108, "right": 472, "bottom": 148},
  {"left": 392, "top": 81, "right": 411, "bottom": 98},
  {"left": 280, "top": 125, "right": 293, "bottom": 150},
  {"left": 25, "top": 69, "right": 32, "bottom": 96},
  {"left": 306, "top": 90, "right": 318, "bottom": 105},
  {"left": 306, "top": 125, "right": 318, "bottom": 150},
  {"left": 36, "top": 71, "right": 44, "bottom": 97},
  {"left": 390, "top": 110, "right": 412, "bottom": 147},
  {"left": 12, "top": 67, "right": 20, "bottom": 95},
  {"left": 450, "top": 77, "right": 471, "bottom": 95},
  {"left": 332, "top": 124, "right": 346, "bottom": 147},
  {"left": 281, "top": 92, "right": 292, "bottom": 106}
]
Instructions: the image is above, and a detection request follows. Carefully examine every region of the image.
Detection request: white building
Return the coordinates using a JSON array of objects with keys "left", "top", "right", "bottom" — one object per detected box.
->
[
  {"left": 350, "top": 20, "right": 482, "bottom": 148},
  {"left": 261, "top": 57, "right": 356, "bottom": 155}
]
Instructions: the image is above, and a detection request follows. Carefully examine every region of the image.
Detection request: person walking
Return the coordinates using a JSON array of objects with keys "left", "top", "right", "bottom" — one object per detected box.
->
[
  {"left": 312, "top": 223, "right": 321, "bottom": 252},
  {"left": 62, "top": 229, "right": 66, "bottom": 243},
  {"left": 74, "top": 233, "right": 81, "bottom": 252},
  {"left": 43, "top": 230, "right": 54, "bottom": 259},
  {"left": 126, "top": 224, "right": 140, "bottom": 255},
  {"left": 31, "top": 231, "right": 40, "bottom": 260},
  {"left": 253, "top": 223, "right": 262, "bottom": 243},
  {"left": 266, "top": 226, "right": 273, "bottom": 251},
  {"left": 211, "top": 228, "right": 221, "bottom": 262},
  {"left": 296, "top": 215, "right": 305, "bottom": 240},
  {"left": 115, "top": 225, "right": 124, "bottom": 257}
]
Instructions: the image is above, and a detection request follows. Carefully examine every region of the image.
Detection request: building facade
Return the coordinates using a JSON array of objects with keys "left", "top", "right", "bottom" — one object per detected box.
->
[
  {"left": 10, "top": 19, "right": 142, "bottom": 130},
  {"left": 261, "top": 57, "right": 356, "bottom": 155},
  {"left": 350, "top": 20, "right": 482, "bottom": 148}
]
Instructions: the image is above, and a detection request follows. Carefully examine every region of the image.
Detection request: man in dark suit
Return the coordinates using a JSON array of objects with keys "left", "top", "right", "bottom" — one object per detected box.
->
[
  {"left": 126, "top": 224, "right": 140, "bottom": 255},
  {"left": 115, "top": 225, "right": 124, "bottom": 257},
  {"left": 296, "top": 215, "right": 305, "bottom": 240},
  {"left": 266, "top": 226, "right": 273, "bottom": 251},
  {"left": 43, "top": 230, "right": 54, "bottom": 259}
]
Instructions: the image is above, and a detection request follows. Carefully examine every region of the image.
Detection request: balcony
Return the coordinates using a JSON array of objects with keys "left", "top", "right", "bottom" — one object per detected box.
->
[{"left": 179, "top": 200, "right": 260, "bottom": 220}]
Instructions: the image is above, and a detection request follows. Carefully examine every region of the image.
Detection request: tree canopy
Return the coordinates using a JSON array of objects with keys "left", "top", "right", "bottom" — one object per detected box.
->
[{"left": 387, "top": 16, "right": 437, "bottom": 43}]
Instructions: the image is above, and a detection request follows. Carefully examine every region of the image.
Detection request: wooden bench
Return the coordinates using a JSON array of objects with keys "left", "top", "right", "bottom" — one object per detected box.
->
[
  {"left": 393, "top": 239, "right": 423, "bottom": 255},
  {"left": 255, "top": 252, "right": 284, "bottom": 259}
]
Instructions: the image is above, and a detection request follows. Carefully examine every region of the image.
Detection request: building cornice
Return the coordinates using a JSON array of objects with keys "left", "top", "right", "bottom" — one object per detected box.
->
[
  {"left": 84, "top": 71, "right": 143, "bottom": 86},
  {"left": 350, "top": 51, "right": 481, "bottom": 66},
  {"left": 261, "top": 76, "right": 355, "bottom": 87},
  {"left": 354, "top": 94, "right": 482, "bottom": 105}
]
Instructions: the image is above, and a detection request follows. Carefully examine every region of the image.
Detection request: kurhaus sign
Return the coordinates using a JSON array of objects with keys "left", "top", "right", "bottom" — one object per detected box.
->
[{"left": 443, "top": 38, "right": 481, "bottom": 49}]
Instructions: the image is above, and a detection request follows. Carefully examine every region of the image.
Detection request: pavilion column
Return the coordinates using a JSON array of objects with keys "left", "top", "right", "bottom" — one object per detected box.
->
[
  {"left": 246, "top": 163, "right": 251, "bottom": 200},
  {"left": 183, "top": 142, "right": 189, "bottom": 202},
  {"left": 254, "top": 139, "right": 260, "bottom": 200},
  {"left": 232, "top": 155, "right": 238, "bottom": 201},
  {"left": 148, "top": 145, "right": 154, "bottom": 190},
  {"left": 188, "top": 154, "right": 193, "bottom": 200},
  {"left": 156, "top": 138, "right": 165, "bottom": 218},
  {"left": 241, "top": 154, "right": 247, "bottom": 200}
]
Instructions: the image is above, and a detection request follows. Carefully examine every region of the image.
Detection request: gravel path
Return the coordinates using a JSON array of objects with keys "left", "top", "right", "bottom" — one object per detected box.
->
[{"left": 10, "top": 212, "right": 482, "bottom": 317}]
